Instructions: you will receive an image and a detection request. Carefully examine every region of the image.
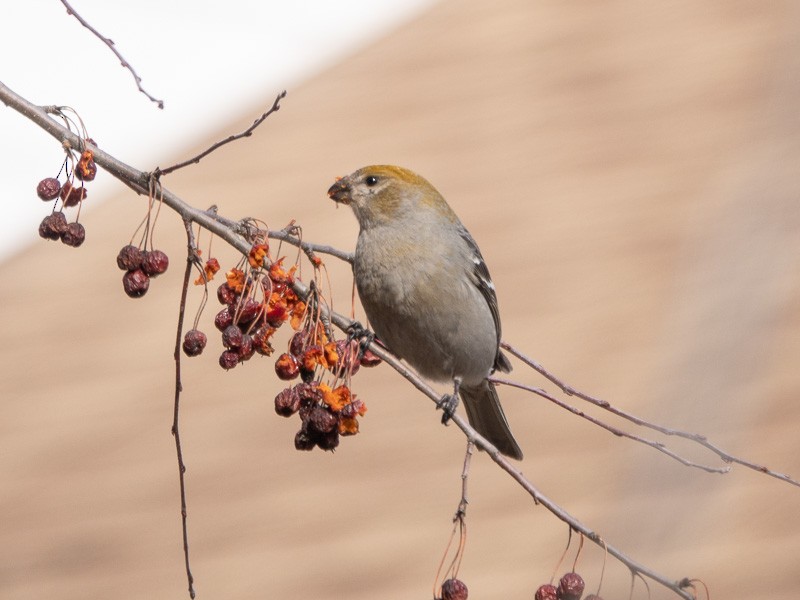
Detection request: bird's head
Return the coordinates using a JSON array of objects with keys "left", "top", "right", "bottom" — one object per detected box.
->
[{"left": 327, "top": 165, "right": 455, "bottom": 228}]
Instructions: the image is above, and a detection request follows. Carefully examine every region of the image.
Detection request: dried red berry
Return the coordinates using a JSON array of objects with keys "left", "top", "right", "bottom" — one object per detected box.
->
[
  {"left": 275, "top": 387, "right": 301, "bottom": 417},
  {"left": 275, "top": 353, "right": 300, "bottom": 380},
  {"left": 288, "top": 331, "right": 309, "bottom": 358},
  {"left": 222, "top": 325, "right": 244, "bottom": 349},
  {"left": 334, "top": 339, "right": 360, "bottom": 376},
  {"left": 307, "top": 406, "right": 338, "bottom": 434},
  {"left": 214, "top": 307, "right": 234, "bottom": 331},
  {"left": 217, "top": 282, "right": 237, "bottom": 305},
  {"left": 535, "top": 584, "right": 558, "bottom": 600},
  {"left": 116, "top": 244, "right": 143, "bottom": 271},
  {"left": 359, "top": 347, "right": 382, "bottom": 367},
  {"left": 38, "top": 212, "right": 68, "bottom": 240},
  {"left": 60, "top": 182, "right": 87, "bottom": 207},
  {"left": 441, "top": 578, "right": 469, "bottom": 600},
  {"left": 37, "top": 178, "right": 61, "bottom": 201},
  {"left": 182, "top": 329, "right": 207, "bottom": 357},
  {"left": 557, "top": 573, "right": 585, "bottom": 600},
  {"left": 75, "top": 151, "right": 97, "bottom": 181},
  {"left": 315, "top": 429, "right": 340, "bottom": 451},
  {"left": 294, "top": 382, "right": 322, "bottom": 404},
  {"left": 294, "top": 428, "right": 316, "bottom": 451},
  {"left": 237, "top": 297, "right": 262, "bottom": 324},
  {"left": 266, "top": 305, "right": 288, "bottom": 327},
  {"left": 122, "top": 269, "right": 150, "bottom": 298},
  {"left": 252, "top": 326, "right": 275, "bottom": 356},
  {"left": 218, "top": 350, "right": 239, "bottom": 370},
  {"left": 237, "top": 334, "right": 254, "bottom": 361},
  {"left": 60, "top": 222, "right": 85, "bottom": 247},
  {"left": 142, "top": 249, "right": 169, "bottom": 276}
]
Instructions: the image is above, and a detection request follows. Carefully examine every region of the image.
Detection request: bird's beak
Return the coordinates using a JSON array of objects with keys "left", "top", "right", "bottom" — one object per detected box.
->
[{"left": 327, "top": 176, "right": 351, "bottom": 205}]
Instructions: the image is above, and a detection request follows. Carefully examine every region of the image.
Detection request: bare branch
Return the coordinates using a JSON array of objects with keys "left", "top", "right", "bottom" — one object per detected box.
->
[
  {"left": 60, "top": 0, "right": 164, "bottom": 108},
  {"left": 502, "top": 342, "right": 800, "bottom": 488},
  {"left": 491, "top": 376, "right": 729, "bottom": 474},
  {"left": 172, "top": 219, "right": 198, "bottom": 599},
  {"left": 157, "top": 91, "right": 287, "bottom": 175}
]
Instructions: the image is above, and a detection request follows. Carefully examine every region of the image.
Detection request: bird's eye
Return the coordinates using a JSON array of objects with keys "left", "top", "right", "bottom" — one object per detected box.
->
[{"left": 365, "top": 175, "right": 379, "bottom": 187}]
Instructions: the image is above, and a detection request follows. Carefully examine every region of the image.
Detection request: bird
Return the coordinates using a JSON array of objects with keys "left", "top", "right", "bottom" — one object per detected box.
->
[{"left": 327, "top": 165, "right": 522, "bottom": 459}]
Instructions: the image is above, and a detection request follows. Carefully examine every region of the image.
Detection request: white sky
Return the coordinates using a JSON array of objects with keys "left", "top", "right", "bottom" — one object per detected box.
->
[{"left": 0, "top": 0, "right": 437, "bottom": 261}]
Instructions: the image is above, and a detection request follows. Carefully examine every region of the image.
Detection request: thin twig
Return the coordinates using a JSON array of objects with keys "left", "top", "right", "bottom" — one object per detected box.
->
[
  {"left": 491, "top": 377, "right": 729, "bottom": 474},
  {"left": 456, "top": 441, "right": 474, "bottom": 520},
  {"left": 157, "top": 91, "right": 287, "bottom": 175},
  {"left": 60, "top": 0, "right": 164, "bottom": 108},
  {"left": 502, "top": 342, "right": 800, "bottom": 488},
  {"left": 172, "top": 219, "right": 198, "bottom": 599}
]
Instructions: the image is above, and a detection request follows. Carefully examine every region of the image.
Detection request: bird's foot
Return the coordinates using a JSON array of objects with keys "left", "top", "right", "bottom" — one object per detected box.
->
[
  {"left": 437, "top": 378, "right": 462, "bottom": 425},
  {"left": 346, "top": 321, "right": 374, "bottom": 359}
]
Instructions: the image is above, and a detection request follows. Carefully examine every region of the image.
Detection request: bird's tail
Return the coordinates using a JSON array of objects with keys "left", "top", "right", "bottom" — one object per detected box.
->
[{"left": 460, "top": 380, "right": 523, "bottom": 460}]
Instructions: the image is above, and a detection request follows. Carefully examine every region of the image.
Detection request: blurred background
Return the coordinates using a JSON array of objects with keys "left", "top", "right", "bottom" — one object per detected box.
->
[{"left": 2, "top": 1, "right": 799, "bottom": 598}]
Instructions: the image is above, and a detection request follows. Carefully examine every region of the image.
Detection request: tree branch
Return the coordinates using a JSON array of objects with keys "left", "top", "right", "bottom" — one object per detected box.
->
[
  {"left": 60, "top": 0, "right": 164, "bottom": 108},
  {"left": 502, "top": 342, "right": 800, "bottom": 488}
]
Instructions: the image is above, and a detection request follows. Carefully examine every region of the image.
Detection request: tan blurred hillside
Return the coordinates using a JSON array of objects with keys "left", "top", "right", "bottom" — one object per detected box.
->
[{"left": 2, "top": 1, "right": 799, "bottom": 599}]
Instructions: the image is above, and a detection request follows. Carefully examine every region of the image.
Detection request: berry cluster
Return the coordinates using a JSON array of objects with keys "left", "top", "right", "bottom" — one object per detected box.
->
[
  {"left": 36, "top": 148, "right": 96, "bottom": 248},
  {"left": 273, "top": 331, "right": 378, "bottom": 452},
  {"left": 178, "top": 237, "right": 380, "bottom": 451},
  {"left": 535, "top": 572, "right": 602, "bottom": 600},
  {"left": 203, "top": 251, "right": 305, "bottom": 369},
  {"left": 116, "top": 244, "right": 170, "bottom": 298}
]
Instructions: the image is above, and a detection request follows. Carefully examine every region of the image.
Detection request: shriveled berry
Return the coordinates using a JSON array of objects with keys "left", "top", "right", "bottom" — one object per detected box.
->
[
  {"left": 252, "top": 326, "right": 275, "bottom": 356},
  {"left": 289, "top": 331, "right": 309, "bottom": 358},
  {"left": 557, "top": 573, "right": 584, "bottom": 600},
  {"left": 60, "top": 182, "right": 87, "bottom": 207},
  {"left": 122, "top": 269, "right": 150, "bottom": 298},
  {"left": 142, "top": 249, "right": 169, "bottom": 276},
  {"left": 294, "top": 382, "right": 322, "bottom": 403},
  {"left": 237, "top": 334, "right": 255, "bottom": 361},
  {"left": 334, "top": 339, "right": 360, "bottom": 376},
  {"left": 274, "top": 387, "right": 301, "bottom": 417},
  {"left": 116, "top": 244, "right": 143, "bottom": 271},
  {"left": 222, "top": 325, "right": 244, "bottom": 349},
  {"left": 441, "top": 578, "right": 469, "bottom": 600},
  {"left": 60, "top": 222, "right": 85, "bottom": 247},
  {"left": 359, "top": 347, "right": 382, "bottom": 367},
  {"left": 299, "top": 366, "right": 315, "bottom": 383},
  {"left": 75, "top": 151, "right": 97, "bottom": 181},
  {"left": 214, "top": 307, "right": 234, "bottom": 331},
  {"left": 182, "top": 329, "right": 207, "bottom": 357},
  {"left": 265, "top": 304, "right": 288, "bottom": 327},
  {"left": 38, "top": 212, "right": 68, "bottom": 240},
  {"left": 315, "top": 429, "right": 339, "bottom": 451},
  {"left": 237, "top": 297, "right": 262, "bottom": 325},
  {"left": 218, "top": 350, "right": 239, "bottom": 370},
  {"left": 275, "top": 353, "right": 300, "bottom": 380},
  {"left": 37, "top": 178, "right": 61, "bottom": 201},
  {"left": 340, "top": 398, "right": 365, "bottom": 419},
  {"left": 307, "top": 406, "right": 338, "bottom": 434},
  {"left": 535, "top": 584, "right": 558, "bottom": 600},
  {"left": 217, "top": 282, "right": 237, "bottom": 305},
  {"left": 294, "top": 428, "right": 316, "bottom": 451}
]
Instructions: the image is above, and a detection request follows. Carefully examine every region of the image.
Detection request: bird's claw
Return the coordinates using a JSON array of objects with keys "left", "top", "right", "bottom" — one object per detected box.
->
[
  {"left": 437, "top": 393, "right": 459, "bottom": 425},
  {"left": 346, "top": 321, "right": 375, "bottom": 358}
]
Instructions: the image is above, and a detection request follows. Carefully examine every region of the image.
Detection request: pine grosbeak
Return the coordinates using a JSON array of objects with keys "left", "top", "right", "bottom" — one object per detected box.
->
[{"left": 328, "top": 165, "right": 523, "bottom": 460}]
